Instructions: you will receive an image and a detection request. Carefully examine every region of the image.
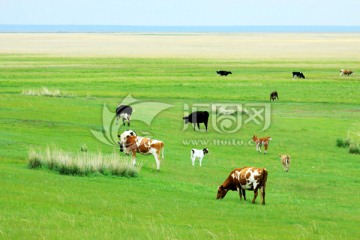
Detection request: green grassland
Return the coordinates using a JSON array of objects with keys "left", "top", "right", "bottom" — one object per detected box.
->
[{"left": 1, "top": 54, "right": 360, "bottom": 239}]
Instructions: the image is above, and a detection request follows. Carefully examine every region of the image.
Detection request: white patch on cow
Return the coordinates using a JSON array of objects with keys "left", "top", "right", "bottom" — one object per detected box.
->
[
  {"left": 120, "top": 130, "right": 136, "bottom": 144},
  {"left": 135, "top": 137, "right": 144, "bottom": 147}
]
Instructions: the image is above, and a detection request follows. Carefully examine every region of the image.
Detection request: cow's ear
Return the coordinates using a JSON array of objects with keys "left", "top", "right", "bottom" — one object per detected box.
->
[
  {"left": 117, "top": 134, "right": 120, "bottom": 138},
  {"left": 218, "top": 185, "right": 223, "bottom": 190}
]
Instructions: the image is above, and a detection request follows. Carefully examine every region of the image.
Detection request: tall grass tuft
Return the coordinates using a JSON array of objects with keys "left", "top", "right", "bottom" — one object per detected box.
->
[
  {"left": 28, "top": 146, "right": 141, "bottom": 177},
  {"left": 22, "top": 87, "right": 73, "bottom": 97}
]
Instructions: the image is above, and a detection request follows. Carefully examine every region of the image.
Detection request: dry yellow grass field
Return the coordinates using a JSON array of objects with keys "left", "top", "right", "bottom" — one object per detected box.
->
[{"left": 1, "top": 33, "right": 360, "bottom": 59}]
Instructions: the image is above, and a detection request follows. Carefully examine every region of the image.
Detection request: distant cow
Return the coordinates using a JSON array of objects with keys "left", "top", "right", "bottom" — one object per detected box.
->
[
  {"left": 270, "top": 91, "right": 278, "bottom": 101},
  {"left": 183, "top": 111, "right": 209, "bottom": 131},
  {"left": 292, "top": 72, "right": 305, "bottom": 79},
  {"left": 279, "top": 154, "right": 291, "bottom": 172},
  {"left": 340, "top": 69, "right": 353, "bottom": 76},
  {"left": 216, "top": 167, "right": 268, "bottom": 205},
  {"left": 217, "top": 70, "right": 232, "bottom": 76},
  {"left": 252, "top": 135, "right": 272, "bottom": 154},
  {"left": 191, "top": 148, "right": 209, "bottom": 167},
  {"left": 118, "top": 130, "right": 164, "bottom": 171},
  {"left": 115, "top": 105, "right": 133, "bottom": 126}
]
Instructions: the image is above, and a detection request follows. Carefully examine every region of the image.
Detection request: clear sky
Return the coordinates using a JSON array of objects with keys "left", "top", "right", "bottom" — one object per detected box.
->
[{"left": 1, "top": 0, "right": 360, "bottom": 26}]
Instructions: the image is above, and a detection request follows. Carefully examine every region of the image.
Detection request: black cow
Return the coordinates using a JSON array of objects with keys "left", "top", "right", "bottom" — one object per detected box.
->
[
  {"left": 270, "top": 91, "right": 278, "bottom": 101},
  {"left": 183, "top": 111, "right": 209, "bottom": 131},
  {"left": 217, "top": 70, "right": 232, "bottom": 76},
  {"left": 115, "top": 105, "right": 133, "bottom": 126},
  {"left": 292, "top": 72, "right": 305, "bottom": 79}
]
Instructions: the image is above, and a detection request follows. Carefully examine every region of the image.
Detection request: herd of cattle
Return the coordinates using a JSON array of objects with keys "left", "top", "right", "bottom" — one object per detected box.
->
[{"left": 114, "top": 68, "right": 353, "bottom": 204}]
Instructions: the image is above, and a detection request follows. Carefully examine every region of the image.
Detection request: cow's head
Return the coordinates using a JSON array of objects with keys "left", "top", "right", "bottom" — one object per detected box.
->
[
  {"left": 252, "top": 135, "right": 258, "bottom": 141},
  {"left": 183, "top": 116, "right": 189, "bottom": 124},
  {"left": 203, "top": 148, "right": 209, "bottom": 155},
  {"left": 216, "top": 185, "right": 229, "bottom": 199},
  {"left": 118, "top": 130, "right": 137, "bottom": 152}
]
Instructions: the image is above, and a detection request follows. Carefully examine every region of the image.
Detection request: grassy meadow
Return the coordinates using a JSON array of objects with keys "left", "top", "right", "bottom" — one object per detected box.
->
[{"left": 1, "top": 34, "right": 360, "bottom": 239}]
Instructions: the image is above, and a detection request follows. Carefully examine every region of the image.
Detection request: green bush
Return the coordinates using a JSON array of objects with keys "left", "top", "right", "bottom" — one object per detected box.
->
[
  {"left": 349, "top": 144, "right": 360, "bottom": 154},
  {"left": 336, "top": 138, "right": 351, "bottom": 148}
]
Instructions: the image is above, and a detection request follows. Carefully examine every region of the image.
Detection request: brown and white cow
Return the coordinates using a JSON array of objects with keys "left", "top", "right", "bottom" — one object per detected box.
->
[
  {"left": 118, "top": 130, "right": 164, "bottom": 171},
  {"left": 340, "top": 69, "right": 353, "bottom": 76},
  {"left": 279, "top": 154, "right": 291, "bottom": 172},
  {"left": 216, "top": 167, "right": 268, "bottom": 204},
  {"left": 252, "top": 135, "right": 272, "bottom": 154}
]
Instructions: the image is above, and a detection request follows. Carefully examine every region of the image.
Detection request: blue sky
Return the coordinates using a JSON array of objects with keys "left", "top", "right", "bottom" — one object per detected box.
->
[{"left": 1, "top": 0, "right": 360, "bottom": 26}]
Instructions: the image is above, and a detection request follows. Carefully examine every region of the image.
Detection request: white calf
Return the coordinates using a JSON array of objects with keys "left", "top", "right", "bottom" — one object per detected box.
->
[{"left": 191, "top": 148, "right": 209, "bottom": 166}]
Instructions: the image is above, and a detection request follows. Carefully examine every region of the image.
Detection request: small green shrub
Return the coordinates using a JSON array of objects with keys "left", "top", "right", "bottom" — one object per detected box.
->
[
  {"left": 80, "top": 144, "right": 88, "bottom": 152},
  {"left": 336, "top": 138, "right": 351, "bottom": 148},
  {"left": 349, "top": 144, "right": 360, "bottom": 154}
]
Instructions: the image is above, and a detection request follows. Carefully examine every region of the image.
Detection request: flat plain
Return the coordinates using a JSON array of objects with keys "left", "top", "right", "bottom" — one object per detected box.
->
[{"left": 0, "top": 33, "right": 360, "bottom": 239}]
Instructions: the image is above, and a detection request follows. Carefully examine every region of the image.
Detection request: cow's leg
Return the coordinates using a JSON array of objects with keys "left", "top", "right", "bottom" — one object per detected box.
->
[
  {"left": 197, "top": 122, "right": 200, "bottom": 130},
  {"left": 237, "top": 187, "right": 243, "bottom": 200},
  {"left": 191, "top": 156, "right": 196, "bottom": 166},
  {"left": 204, "top": 121, "right": 208, "bottom": 132},
  {"left": 122, "top": 118, "right": 125, "bottom": 126},
  {"left": 242, "top": 189, "right": 246, "bottom": 201},
  {"left": 199, "top": 156, "right": 203, "bottom": 167},
  {"left": 116, "top": 116, "right": 119, "bottom": 125},
  {"left": 260, "top": 186, "right": 265, "bottom": 205},
  {"left": 152, "top": 151, "right": 161, "bottom": 171},
  {"left": 131, "top": 151, "right": 137, "bottom": 166},
  {"left": 193, "top": 123, "right": 196, "bottom": 130},
  {"left": 252, "top": 189, "right": 258, "bottom": 204},
  {"left": 264, "top": 144, "right": 268, "bottom": 154}
]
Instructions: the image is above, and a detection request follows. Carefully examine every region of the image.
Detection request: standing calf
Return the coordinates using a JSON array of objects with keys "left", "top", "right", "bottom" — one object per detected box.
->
[
  {"left": 216, "top": 167, "right": 268, "bottom": 204},
  {"left": 270, "top": 91, "right": 279, "bottom": 101},
  {"left": 279, "top": 154, "right": 291, "bottom": 172},
  {"left": 340, "top": 69, "right": 353, "bottom": 76},
  {"left": 190, "top": 148, "right": 209, "bottom": 166},
  {"left": 252, "top": 135, "right": 272, "bottom": 154}
]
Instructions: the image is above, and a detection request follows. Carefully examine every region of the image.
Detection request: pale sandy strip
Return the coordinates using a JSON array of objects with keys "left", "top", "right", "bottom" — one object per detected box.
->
[{"left": 1, "top": 33, "right": 360, "bottom": 59}]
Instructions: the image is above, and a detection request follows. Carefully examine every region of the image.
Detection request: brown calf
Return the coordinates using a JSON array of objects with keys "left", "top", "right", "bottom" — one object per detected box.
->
[
  {"left": 340, "top": 69, "right": 353, "bottom": 76},
  {"left": 252, "top": 135, "right": 272, "bottom": 154},
  {"left": 118, "top": 130, "right": 164, "bottom": 171},
  {"left": 216, "top": 167, "right": 268, "bottom": 204}
]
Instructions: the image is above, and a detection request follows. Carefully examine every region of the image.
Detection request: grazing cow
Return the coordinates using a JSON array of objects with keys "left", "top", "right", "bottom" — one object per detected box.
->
[
  {"left": 340, "top": 69, "right": 353, "bottom": 76},
  {"left": 279, "top": 154, "right": 291, "bottom": 172},
  {"left": 183, "top": 111, "right": 209, "bottom": 131},
  {"left": 252, "top": 135, "right": 272, "bottom": 154},
  {"left": 216, "top": 167, "right": 268, "bottom": 205},
  {"left": 292, "top": 72, "right": 305, "bottom": 79},
  {"left": 190, "top": 148, "right": 209, "bottom": 166},
  {"left": 118, "top": 130, "right": 164, "bottom": 171},
  {"left": 115, "top": 105, "right": 133, "bottom": 126},
  {"left": 216, "top": 70, "right": 232, "bottom": 76},
  {"left": 270, "top": 91, "right": 279, "bottom": 101}
]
